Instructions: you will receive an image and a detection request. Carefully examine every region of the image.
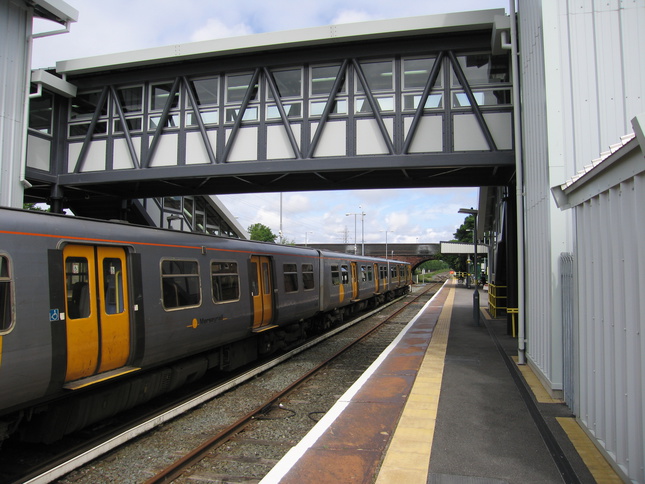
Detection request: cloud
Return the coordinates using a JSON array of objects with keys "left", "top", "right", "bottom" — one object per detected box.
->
[
  {"left": 191, "top": 18, "right": 254, "bottom": 42},
  {"left": 331, "top": 10, "right": 378, "bottom": 25}
]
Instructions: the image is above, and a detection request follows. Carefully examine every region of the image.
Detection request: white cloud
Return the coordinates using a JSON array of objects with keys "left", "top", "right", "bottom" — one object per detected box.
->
[
  {"left": 30, "top": 0, "right": 494, "bottom": 243},
  {"left": 331, "top": 10, "right": 377, "bottom": 25},
  {"left": 190, "top": 18, "right": 254, "bottom": 42}
]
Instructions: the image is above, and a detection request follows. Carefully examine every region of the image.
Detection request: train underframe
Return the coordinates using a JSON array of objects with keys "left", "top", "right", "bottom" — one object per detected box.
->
[{"left": 1, "top": 286, "right": 409, "bottom": 445}]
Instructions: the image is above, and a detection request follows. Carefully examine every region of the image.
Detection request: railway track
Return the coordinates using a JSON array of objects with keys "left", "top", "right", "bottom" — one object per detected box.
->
[
  {"left": 13, "top": 282, "right": 442, "bottom": 484},
  {"left": 148, "top": 282, "right": 440, "bottom": 484}
]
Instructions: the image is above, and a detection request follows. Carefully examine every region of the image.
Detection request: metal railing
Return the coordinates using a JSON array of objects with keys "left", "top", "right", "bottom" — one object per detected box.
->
[{"left": 488, "top": 283, "right": 507, "bottom": 318}]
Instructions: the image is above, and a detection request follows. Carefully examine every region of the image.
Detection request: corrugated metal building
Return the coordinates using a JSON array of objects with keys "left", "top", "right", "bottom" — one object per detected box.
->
[
  {"left": 552, "top": 118, "right": 644, "bottom": 482},
  {"left": 0, "top": 0, "right": 78, "bottom": 208},
  {"left": 516, "top": 1, "right": 645, "bottom": 481},
  {"left": 0, "top": 0, "right": 32, "bottom": 208}
]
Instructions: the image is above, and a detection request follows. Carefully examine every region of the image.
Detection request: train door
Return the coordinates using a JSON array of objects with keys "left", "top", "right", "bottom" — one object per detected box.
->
[
  {"left": 250, "top": 255, "right": 273, "bottom": 330},
  {"left": 350, "top": 262, "right": 359, "bottom": 300},
  {"left": 373, "top": 263, "right": 380, "bottom": 293},
  {"left": 63, "top": 245, "right": 131, "bottom": 382}
]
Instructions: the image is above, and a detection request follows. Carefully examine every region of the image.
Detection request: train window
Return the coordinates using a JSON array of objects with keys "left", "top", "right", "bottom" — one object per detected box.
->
[
  {"left": 211, "top": 261, "right": 239, "bottom": 303},
  {"left": 391, "top": 266, "right": 397, "bottom": 279},
  {"left": 367, "top": 265, "right": 373, "bottom": 282},
  {"left": 66, "top": 257, "right": 91, "bottom": 319},
  {"left": 0, "top": 255, "right": 13, "bottom": 333},
  {"left": 360, "top": 266, "right": 367, "bottom": 282},
  {"left": 283, "top": 264, "right": 298, "bottom": 293},
  {"left": 103, "top": 258, "right": 124, "bottom": 314},
  {"left": 161, "top": 260, "right": 201, "bottom": 310},
  {"left": 331, "top": 265, "right": 340, "bottom": 286},
  {"left": 380, "top": 266, "right": 388, "bottom": 280},
  {"left": 302, "top": 264, "right": 315, "bottom": 290},
  {"left": 341, "top": 265, "right": 349, "bottom": 285}
]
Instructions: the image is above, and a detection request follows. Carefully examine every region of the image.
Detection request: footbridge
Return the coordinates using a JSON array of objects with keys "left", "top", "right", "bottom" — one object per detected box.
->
[
  {"left": 24, "top": 9, "right": 515, "bottom": 221},
  {"left": 302, "top": 243, "right": 440, "bottom": 269}
]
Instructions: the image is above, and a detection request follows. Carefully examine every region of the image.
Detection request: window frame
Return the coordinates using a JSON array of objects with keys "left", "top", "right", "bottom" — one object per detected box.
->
[
  {"left": 160, "top": 258, "right": 202, "bottom": 310},
  {"left": 0, "top": 254, "right": 14, "bottom": 334},
  {"left": 211, "top": 260, "right": 240, "bottom": 304},
  {"left": 283, "top": 263, "right": 299, "bottom": 293},
  {"left": 302, "top": 263, "right": 315, "bottom": 291}
]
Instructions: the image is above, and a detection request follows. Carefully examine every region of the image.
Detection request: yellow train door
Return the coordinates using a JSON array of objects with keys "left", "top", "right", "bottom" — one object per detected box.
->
[
  {"left": 97, "top": 246, "right": 130, "bottom": 372},
  {"left": 63, "top": 245, "right": 131, "bottom": 382},
  {"left": 373, "top": 263, "right": 380, "bottom": 293},
  {"left": 250, "top": 255, "right": 273, "bottom": 330},
  {"left": 351, "top": 262, "right": 359, "bottom": 300}
]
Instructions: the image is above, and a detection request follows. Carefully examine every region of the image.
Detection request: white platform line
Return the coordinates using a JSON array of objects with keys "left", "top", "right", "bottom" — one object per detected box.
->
[{"left": 260, "top": 282, "right": 448, "bottom": 484}]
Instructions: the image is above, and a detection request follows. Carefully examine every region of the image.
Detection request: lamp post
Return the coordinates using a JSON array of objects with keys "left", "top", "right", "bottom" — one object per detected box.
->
[
  {"left": 459, "top": 208, "right": 480, "bottom": 325},
  {"left": 304, "top": 231, "right": 313, "bottom": 247},
  {"left": 346, "top": 207, "right": 366, "bottom": 255}
]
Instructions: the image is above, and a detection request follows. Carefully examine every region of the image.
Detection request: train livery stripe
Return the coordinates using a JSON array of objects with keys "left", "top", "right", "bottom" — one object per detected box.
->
[
  {"left": 0, "top": 230, "right": 409, "bottom": 266},
  {"left": 0, "top": 229, "right": 318, "bottom": 260}
]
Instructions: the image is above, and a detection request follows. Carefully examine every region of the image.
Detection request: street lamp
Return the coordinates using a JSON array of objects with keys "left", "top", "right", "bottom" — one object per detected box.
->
[
  {"left": 459, "top": 208, "right": 480, "bottom": 325},
  {"left": 346, "top": 207, "right": 366, "bottom": 255},
  {"left": 304, "top": 231, "right": 313, "bottom": 247}
]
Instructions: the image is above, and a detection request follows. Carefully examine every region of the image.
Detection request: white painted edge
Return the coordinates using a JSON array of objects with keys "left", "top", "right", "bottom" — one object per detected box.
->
[{"left": 260, "top": 280, "right": 448, "bottom": 484}]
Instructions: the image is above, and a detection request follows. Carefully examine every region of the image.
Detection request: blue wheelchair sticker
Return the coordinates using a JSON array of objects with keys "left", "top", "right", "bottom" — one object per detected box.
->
[{"left": 49, "top": 309, "right": 60, "bottom": 322}]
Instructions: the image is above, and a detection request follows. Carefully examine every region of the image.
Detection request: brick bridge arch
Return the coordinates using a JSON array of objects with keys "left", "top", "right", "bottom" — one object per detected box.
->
[{"left": 303, "top": 243, "right": 440, "bottom": 271}]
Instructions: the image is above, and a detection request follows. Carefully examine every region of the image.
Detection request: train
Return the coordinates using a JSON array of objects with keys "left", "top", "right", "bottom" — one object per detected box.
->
[{"left": 0, "top": 207, "right": 412, "bottom": 444}]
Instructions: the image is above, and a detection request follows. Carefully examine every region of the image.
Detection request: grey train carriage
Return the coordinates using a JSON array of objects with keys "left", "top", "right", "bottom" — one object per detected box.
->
[{"left": 0, "top": 207, "right": 411, "bottom": 443}]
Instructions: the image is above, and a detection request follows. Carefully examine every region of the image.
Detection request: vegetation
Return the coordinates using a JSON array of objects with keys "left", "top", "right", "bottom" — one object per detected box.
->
[
  {"left": 437, "top": 214, "right": 475, "bottom": 273},
  {"left": 24, "top": 203, "right": 48, "bottom": 211},
  {"left": 248, "top": 223, "right": 277, "bottom": 243}
]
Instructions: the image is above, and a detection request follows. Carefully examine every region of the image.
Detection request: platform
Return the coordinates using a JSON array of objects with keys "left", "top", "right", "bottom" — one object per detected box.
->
[{"left": 260, "top": 279, "right": 621, "bottom": 484}]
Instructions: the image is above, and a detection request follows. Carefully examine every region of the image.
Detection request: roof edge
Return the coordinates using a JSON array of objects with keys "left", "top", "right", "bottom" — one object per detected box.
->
[{"left": 55, "top": 9, "right": 505, "bottom": 75}]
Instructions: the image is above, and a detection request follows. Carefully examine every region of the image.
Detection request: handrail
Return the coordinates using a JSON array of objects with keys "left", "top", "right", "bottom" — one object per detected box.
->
[{"left": 488, "top": 283, "right": 507, "bottom": 318}]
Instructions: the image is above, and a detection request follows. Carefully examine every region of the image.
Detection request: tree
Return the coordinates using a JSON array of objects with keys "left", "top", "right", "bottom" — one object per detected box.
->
[
  {"left": 437, "top": 215, "right": 475, "bottom": 272},
  {"left": 248, "top": 223, "right": 277, "bottom": 243}
]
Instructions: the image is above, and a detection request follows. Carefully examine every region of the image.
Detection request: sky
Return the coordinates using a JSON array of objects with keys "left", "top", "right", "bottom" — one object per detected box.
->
[{"left": 32, "top": 0, "right": 508, "bottom": 245}]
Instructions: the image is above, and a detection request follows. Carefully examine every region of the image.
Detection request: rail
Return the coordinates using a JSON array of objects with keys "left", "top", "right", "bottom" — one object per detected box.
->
[{"left": 488, "top": 283, "right": 507, "bottom": 318}]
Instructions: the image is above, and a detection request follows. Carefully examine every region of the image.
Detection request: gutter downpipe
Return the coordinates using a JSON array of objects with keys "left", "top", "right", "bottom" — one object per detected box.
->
[
  {"left": 20, "top": 11, "right": 74, "bottom": 194},
  {"left": 503, "top": 1, "right": 526, "bottom": 364},
  {"left": 19, "top": 8, "right": 35, "bottom": 194}
]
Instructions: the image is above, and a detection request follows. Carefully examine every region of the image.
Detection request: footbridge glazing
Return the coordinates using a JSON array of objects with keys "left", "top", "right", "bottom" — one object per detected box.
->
[{"left": 25, "top": 10, "right": 514, "bottom": 215}]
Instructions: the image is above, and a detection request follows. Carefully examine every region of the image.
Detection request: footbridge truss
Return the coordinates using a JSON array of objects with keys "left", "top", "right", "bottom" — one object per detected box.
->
[{"left": 25, "top": 9, "right": 514, "bottom": 217}]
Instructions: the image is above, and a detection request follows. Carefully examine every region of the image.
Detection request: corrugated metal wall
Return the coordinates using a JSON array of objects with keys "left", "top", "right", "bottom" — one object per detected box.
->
[
  {"left": 519, "top": 0, "right": 645, "bottom": 386},
  {"left": 518, "top": 0, "right": 557, "bottom": 383},
  {"left": 574, "top": 170, "right": 644, "bottom": 481},
  {"left": 518, "top": 0, "right": 645, "bottom": 481},
  {"left": 0, "top": 0, "right": 30, "bottom": 207},
  {"left": 565, "top": 0, "right": 645, "bottom": 162}
]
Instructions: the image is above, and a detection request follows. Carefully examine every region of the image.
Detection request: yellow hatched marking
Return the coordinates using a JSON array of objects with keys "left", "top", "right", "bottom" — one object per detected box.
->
[
  {"left": 375, "top": 284, "right": 454, "bottom": 484},
  {"left": 556, "top": 417, "right": 623, "bottom": 483}
]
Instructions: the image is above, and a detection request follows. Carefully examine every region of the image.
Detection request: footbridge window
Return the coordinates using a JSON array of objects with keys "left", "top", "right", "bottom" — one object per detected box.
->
[{"left": 61, "top": 48, "right": 512, "bottom": 172}]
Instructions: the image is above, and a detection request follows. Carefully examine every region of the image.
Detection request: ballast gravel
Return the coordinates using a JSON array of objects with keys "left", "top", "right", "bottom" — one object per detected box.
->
[{"left": 57, "top": 285, "right": 432, "bottom": 484}]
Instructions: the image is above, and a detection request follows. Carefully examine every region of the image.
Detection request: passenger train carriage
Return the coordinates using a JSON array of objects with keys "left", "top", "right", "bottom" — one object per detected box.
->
[{"left": 0, "top": 207, "right": 411, "bottom": 443}]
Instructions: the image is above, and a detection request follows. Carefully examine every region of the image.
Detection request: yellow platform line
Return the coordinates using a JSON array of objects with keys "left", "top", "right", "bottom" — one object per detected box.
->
[
  {"left": 375, "top": 284, "right": 454, "bottom": 484},
  {"left": 511, "top": 356, "right": 562, "bottom": 404},
  {"left": 556, "top": 417, "right": 623, "bottom": 483}
]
